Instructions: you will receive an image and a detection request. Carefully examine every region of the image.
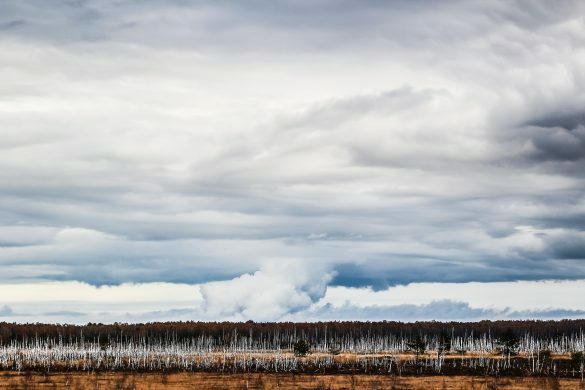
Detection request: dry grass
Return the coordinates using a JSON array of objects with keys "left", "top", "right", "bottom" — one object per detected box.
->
[{"left": 0, "top": 372, "right": 584, "bottom": 390}]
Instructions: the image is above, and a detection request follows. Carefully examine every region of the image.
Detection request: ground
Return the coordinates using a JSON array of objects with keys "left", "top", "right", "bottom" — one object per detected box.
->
[{"left": 1, "top": 372, "right": 584, "bottom": 390}]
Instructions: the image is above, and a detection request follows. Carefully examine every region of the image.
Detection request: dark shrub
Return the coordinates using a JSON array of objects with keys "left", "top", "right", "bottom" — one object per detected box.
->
[{"left": 293, "top": 339, "right": 310, "bottom": 357}]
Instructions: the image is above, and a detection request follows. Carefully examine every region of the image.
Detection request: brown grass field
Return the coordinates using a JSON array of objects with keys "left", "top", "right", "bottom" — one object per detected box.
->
[{"left": 0, "top": 372, "right": 584, "bottom": 390}]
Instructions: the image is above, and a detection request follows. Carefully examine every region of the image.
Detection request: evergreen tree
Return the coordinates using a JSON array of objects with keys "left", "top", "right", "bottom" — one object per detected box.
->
[
  {"left": 293, "top": 339, "right": 310, "bottom": 357},
  {"left": 497, "top": 328, "right": 520, "bottom": 356}
]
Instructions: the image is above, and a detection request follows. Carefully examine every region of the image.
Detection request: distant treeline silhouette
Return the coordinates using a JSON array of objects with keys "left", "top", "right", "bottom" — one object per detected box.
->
[{"left": 1, "top": 320, "right": 584, "bottom": 345}]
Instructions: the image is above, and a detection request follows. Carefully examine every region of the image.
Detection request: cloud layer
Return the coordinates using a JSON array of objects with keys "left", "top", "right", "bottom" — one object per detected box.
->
[
  {"left": 3, "top": 278, "right": 585, "bottom": 323},
  {"left": 0, "top": 0, "right": 584, "bottom": 320}
]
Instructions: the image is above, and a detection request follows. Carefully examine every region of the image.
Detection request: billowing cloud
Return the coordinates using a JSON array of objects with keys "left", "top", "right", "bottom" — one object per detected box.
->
[
  {"left": 0, "top": 0, "right": 584, "bottom": 320},
  {"left": 200, "top": 261, "right": 334, "bottom": 320}
]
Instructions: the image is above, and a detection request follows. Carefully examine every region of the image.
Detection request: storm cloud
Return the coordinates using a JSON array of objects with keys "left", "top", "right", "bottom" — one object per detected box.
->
[{"left": 1, "top": 0, "right": 585, "bottom": 320}]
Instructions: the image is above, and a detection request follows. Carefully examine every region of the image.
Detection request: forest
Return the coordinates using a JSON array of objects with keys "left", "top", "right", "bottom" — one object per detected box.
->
[
  {"left": 1, "top": 320, "right": 584, "bottom": 377},
  {"left": 3, "top": 320, "right": 585, "bottom": 344}
]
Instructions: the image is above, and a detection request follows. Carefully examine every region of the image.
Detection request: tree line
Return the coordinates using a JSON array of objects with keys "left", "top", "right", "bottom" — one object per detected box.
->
[{"left": 1, "top": 319, "right": 584, "bottom": 345}]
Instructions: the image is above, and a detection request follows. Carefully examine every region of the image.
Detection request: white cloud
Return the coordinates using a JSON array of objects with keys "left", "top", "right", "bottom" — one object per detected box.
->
[
  {"left": 200, "top": 260, "right": 334, "bottom": 321},
  {"left": 320, "top": 280, "right": 585, "bottom": 312}
]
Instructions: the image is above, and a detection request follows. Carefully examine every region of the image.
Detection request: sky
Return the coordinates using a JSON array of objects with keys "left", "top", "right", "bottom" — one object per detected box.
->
[{"left": 1, "top": 0, "right": 585, "bottom": 323}]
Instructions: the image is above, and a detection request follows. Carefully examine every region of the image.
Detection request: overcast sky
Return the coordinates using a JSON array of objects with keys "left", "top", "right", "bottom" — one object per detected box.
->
[{"left": 1, "top": 0, "right": 585, "bottom": 323}]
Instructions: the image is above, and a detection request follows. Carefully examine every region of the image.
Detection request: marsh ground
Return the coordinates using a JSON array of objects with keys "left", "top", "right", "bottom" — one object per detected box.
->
[{"left": 1, "top": 372, "right": 584, "bottom": 390}]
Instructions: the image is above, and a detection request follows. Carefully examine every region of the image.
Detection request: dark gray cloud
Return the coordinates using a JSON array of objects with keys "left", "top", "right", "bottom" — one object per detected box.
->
[
  {"left": 544, "top": 232, "right": 585, "bottom": 261},
  {"left": 1, "top": 0, "right": 581, "bottom": 55},
  {"left": 528, "top": 111, "right": 585, "bottom": 131},
  {"left": 0, "top": 19, "right": 26, "bottom": 30},
  {"left": 527, "top": 125, "right": 585, "bottom": 162}
]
